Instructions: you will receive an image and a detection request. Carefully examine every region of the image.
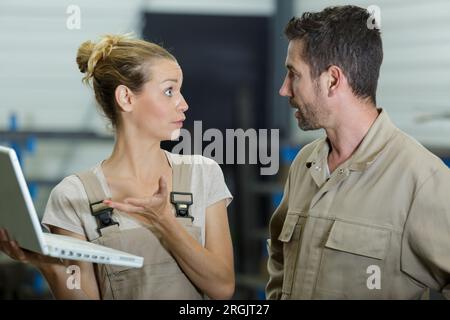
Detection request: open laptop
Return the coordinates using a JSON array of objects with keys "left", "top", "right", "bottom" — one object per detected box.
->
[{"left": 0, "top": 146, "right": 143, "bottom": 268}]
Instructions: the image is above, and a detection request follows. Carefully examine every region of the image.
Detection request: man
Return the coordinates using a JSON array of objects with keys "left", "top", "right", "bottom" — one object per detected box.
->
[{"left": 266, "top": 5, "right": 450, "bottom": 299}]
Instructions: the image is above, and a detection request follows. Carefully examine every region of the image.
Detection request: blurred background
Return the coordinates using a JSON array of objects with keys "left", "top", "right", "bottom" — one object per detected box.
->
[{"left": 0, "top": 0, "right": 449, "bottom": 299}]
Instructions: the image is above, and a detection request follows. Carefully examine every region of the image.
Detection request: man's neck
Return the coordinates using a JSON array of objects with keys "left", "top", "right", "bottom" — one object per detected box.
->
[{"left": 325, "top": 106, "right": 379, "bottom": 173}]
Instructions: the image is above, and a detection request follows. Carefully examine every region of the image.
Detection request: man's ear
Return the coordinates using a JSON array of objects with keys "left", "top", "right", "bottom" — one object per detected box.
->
[
  {"left": 325, "top": 65, "right": 343, "bottom": 97},
  {"left": 115, "top": 85, "right": 134, "bottom": 112}
]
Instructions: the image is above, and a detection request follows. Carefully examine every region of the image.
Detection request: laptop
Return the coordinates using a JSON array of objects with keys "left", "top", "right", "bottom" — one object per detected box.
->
[{"left": 0, "top": 146, "right": 143, "bottom": 268}]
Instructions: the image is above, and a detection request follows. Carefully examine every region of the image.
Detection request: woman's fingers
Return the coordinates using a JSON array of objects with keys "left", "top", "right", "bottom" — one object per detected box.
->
[
  {"left": 10, "top": 241, "right": 27, "bottom": 262},
  {"left": 0, "top": 229, "right": 12, "bottom": 256},
  {"left": 0, "top": 229, "right": 57, "bottom": 265},
  {"left": 103, "top": 200, "right": 145, "bottom": 213},
  {"left": 0, "top": 230, "right": 25, "bottom": 261},
  {"left": 0, "top": 239, "right": 23, "bottom": 261},
  {"left": 123, "top": 197, "right": 151, "bottom": 208},
  {"left": 3, "top": 230, "right": 17, "bottom": 258},
  {"left": 0, "top": 241, "right": 11, "bottom": 256},
  {"left": 4, "top": 229, "right": 27, "bottom": 261},
  {"left": 0, "top": 228, "right": 9, "bottom": 242}
]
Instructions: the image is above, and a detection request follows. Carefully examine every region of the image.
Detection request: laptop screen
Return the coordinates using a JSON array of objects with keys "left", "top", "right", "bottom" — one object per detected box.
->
[{"left": 0, "top": 146, "right": 47, "bottom": 254}]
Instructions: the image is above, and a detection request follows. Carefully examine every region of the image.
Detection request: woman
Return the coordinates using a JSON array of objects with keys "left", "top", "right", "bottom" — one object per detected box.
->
[{"left": 0, "top": 34, "right": 234, "bottom": 299}]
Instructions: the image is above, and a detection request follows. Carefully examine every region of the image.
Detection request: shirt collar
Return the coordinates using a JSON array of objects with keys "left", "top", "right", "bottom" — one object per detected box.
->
[{"left": 306, "top": 108, "right": 398, "bottom": 174}]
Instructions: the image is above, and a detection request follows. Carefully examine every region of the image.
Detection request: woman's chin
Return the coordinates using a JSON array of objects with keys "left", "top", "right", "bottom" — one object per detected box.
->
[{"left": 169, "top": 128, "right": 181, "bottom": 141}]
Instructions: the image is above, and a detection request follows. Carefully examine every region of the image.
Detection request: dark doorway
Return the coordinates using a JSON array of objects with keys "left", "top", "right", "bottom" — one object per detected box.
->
[{"left": 143, "top": 12, "right": 270, "bottom": 299}]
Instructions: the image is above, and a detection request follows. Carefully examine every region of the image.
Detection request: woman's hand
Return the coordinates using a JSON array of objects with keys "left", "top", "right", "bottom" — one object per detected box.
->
[
  {"left": 105, "top": 177, "right": 234, "bottom": 299},
  {"left": 0, "top": 228, "right": 61, "bottom": 268},
  {"left": 103, "top": 176, "right": 175, "bottom": 230}
]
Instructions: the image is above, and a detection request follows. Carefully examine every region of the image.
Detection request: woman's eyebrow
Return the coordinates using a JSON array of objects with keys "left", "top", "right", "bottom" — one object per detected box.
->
[{"left": 160, "top": 78, "right": 178, "bottom": 84}]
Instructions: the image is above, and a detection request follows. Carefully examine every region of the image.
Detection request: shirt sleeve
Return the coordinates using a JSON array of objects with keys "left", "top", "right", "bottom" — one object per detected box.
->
[
  {"left": 204, "top": 159, "right": 233, "bottom": 208},
  {"left": 401, "top": 166, "right": 450, "bottom": 299},
  {"left": 41, "top": 176, "right": 86, "bottom": 236}
]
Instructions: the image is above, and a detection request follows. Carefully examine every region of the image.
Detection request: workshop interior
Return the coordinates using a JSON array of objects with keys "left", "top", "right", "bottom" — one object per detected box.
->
[{"left": 1, "top": 0, "right": 449, "bottom": 300}]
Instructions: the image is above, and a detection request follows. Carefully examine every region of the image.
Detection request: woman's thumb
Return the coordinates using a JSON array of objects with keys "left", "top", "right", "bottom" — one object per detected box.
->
[{"left": 155, "top": 176, "right": 168, "bottom": 197}]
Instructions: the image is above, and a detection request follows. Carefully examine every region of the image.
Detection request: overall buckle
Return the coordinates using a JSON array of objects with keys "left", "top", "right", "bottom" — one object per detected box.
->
[
  {"left": 170, "top": 192, "right": 194, "bottom": 222},
  {"left": 90, "top": 200, "right": 119, "bottom": 233}
]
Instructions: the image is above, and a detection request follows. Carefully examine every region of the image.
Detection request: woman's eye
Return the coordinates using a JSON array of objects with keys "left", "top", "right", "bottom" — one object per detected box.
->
[{"left": 164, "top": 88, "right": 173, "bottom": 97}]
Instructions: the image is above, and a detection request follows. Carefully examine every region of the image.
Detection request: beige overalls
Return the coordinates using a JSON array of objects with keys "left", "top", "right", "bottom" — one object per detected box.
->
[{"left": 76, "top": 161, "right": 204, "bottom": 300}]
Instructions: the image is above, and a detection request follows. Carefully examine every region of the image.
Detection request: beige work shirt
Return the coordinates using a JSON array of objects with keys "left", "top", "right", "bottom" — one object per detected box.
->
[{"left": 266, "top": 109, "right": 450, "bottom": 299}]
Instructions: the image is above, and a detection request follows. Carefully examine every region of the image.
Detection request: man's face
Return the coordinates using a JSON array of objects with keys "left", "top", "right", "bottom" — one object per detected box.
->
[{"left": 279, "top": 40, "right": 327, "bottom": 131}]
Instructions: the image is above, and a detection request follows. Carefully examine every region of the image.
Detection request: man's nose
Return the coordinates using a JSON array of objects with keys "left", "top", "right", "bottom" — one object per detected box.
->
[{"left": 279, "top": 76, "right": 291, "bottom": 97}]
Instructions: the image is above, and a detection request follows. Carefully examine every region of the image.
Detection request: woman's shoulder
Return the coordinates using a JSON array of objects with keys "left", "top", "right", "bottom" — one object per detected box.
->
[
  {"left": 51, "top": 175, "right": 83, "bottom": 196},
  {"left": 166, "top": 152, "right": 231, "bottom": 206},
  {"left": 166, "top": 152, "right": 224, "bottom": 181},
  {"left": 166, "top": 152, "right": 220, "bottom": 167},
  {"left": 49, "top": 164, "right": 101, "bottom": 200}
]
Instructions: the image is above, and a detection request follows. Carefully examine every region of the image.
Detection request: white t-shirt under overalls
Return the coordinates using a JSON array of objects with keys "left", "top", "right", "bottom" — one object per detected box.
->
[{"left": 41, "top": 152, "right": 233, "bottom": 246}]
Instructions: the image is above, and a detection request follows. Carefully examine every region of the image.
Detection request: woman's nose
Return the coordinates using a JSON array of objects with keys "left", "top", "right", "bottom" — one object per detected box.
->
[{"left": 179, "top": 96, "right": 189, "bottom": 112}]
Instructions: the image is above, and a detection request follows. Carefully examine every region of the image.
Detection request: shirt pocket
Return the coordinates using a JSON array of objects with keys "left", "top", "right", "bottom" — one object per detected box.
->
[
  {"left": 315, "top": 220, "right": 391, "bottom": 299},
  {"left": 278, "top": 212, "right": 303, "bottom": 297},
  {"left": 325, "top": 220, "right": 390, "bottom": 260}
]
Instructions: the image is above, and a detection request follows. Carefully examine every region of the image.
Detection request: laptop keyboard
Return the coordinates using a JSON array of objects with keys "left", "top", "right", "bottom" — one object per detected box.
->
[
  {"left": 42, "top": 233, "right": 136, "bottom": 261},
  {"left": 44, "top": 233, "right": 123, "bottom": 253}
]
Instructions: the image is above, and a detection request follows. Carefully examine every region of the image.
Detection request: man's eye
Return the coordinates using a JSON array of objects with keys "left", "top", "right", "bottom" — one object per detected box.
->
[
  {"left": 288, "top": 70, "right": 300, "bottom": 80},
  {"left": 164, "top": 88, "right": 173, "bottom": 97}
]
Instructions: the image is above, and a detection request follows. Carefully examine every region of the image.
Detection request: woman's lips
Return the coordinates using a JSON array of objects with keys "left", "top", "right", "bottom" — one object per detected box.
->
[{"left": 172, "top": 120, "right": 184, "bottom": 128}]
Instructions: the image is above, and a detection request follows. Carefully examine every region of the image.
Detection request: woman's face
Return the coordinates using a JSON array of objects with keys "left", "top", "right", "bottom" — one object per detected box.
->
[{"left": 126, "top": 58, "right": 188, "bottom": 141}]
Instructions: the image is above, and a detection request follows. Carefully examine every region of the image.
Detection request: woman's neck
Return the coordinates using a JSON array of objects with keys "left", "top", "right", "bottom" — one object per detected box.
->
[{"left": 102, "top": 131, "right": 169, "bottom": 183}]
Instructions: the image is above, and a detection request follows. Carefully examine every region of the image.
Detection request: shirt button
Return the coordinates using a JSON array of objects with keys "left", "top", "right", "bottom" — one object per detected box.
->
[
  {"left": 315, "top": 166, "right": 321, "bottom": 171},
  {"left": 339, "top": 169, "right": 344, "bottom": 174}
]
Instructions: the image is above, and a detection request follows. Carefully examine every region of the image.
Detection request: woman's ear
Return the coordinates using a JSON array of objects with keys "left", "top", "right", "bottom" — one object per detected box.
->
[{"left": 115, "top": 85, "right": 134, "bottom": 112}]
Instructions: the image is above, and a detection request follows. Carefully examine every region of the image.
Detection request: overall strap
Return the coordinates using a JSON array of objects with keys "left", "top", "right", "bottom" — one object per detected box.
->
[
  {"left": 171, "top": 157, "right": 194, "bottom": 221},
  {"left": 76, "top": 170, "right": 119, "bottom": 236}
]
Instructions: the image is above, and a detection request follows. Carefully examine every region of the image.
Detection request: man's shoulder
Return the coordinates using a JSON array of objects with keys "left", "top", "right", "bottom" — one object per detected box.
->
[{"left": 393, "top": 130, "right": 448, "bottom": 173}]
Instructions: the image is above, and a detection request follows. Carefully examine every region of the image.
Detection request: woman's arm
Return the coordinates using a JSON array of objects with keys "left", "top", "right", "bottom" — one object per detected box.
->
[
  {"left": 159, "top": 199, "right": 235, "bottom": 299},
  {"left": 39, "top": 226, "right": 101, "bottom": 300}
]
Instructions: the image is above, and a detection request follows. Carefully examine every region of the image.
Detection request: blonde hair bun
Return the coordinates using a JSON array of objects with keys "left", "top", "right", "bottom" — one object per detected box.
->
[{"left": 76, "top": 34, "right": 133, "bottom": 83}]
